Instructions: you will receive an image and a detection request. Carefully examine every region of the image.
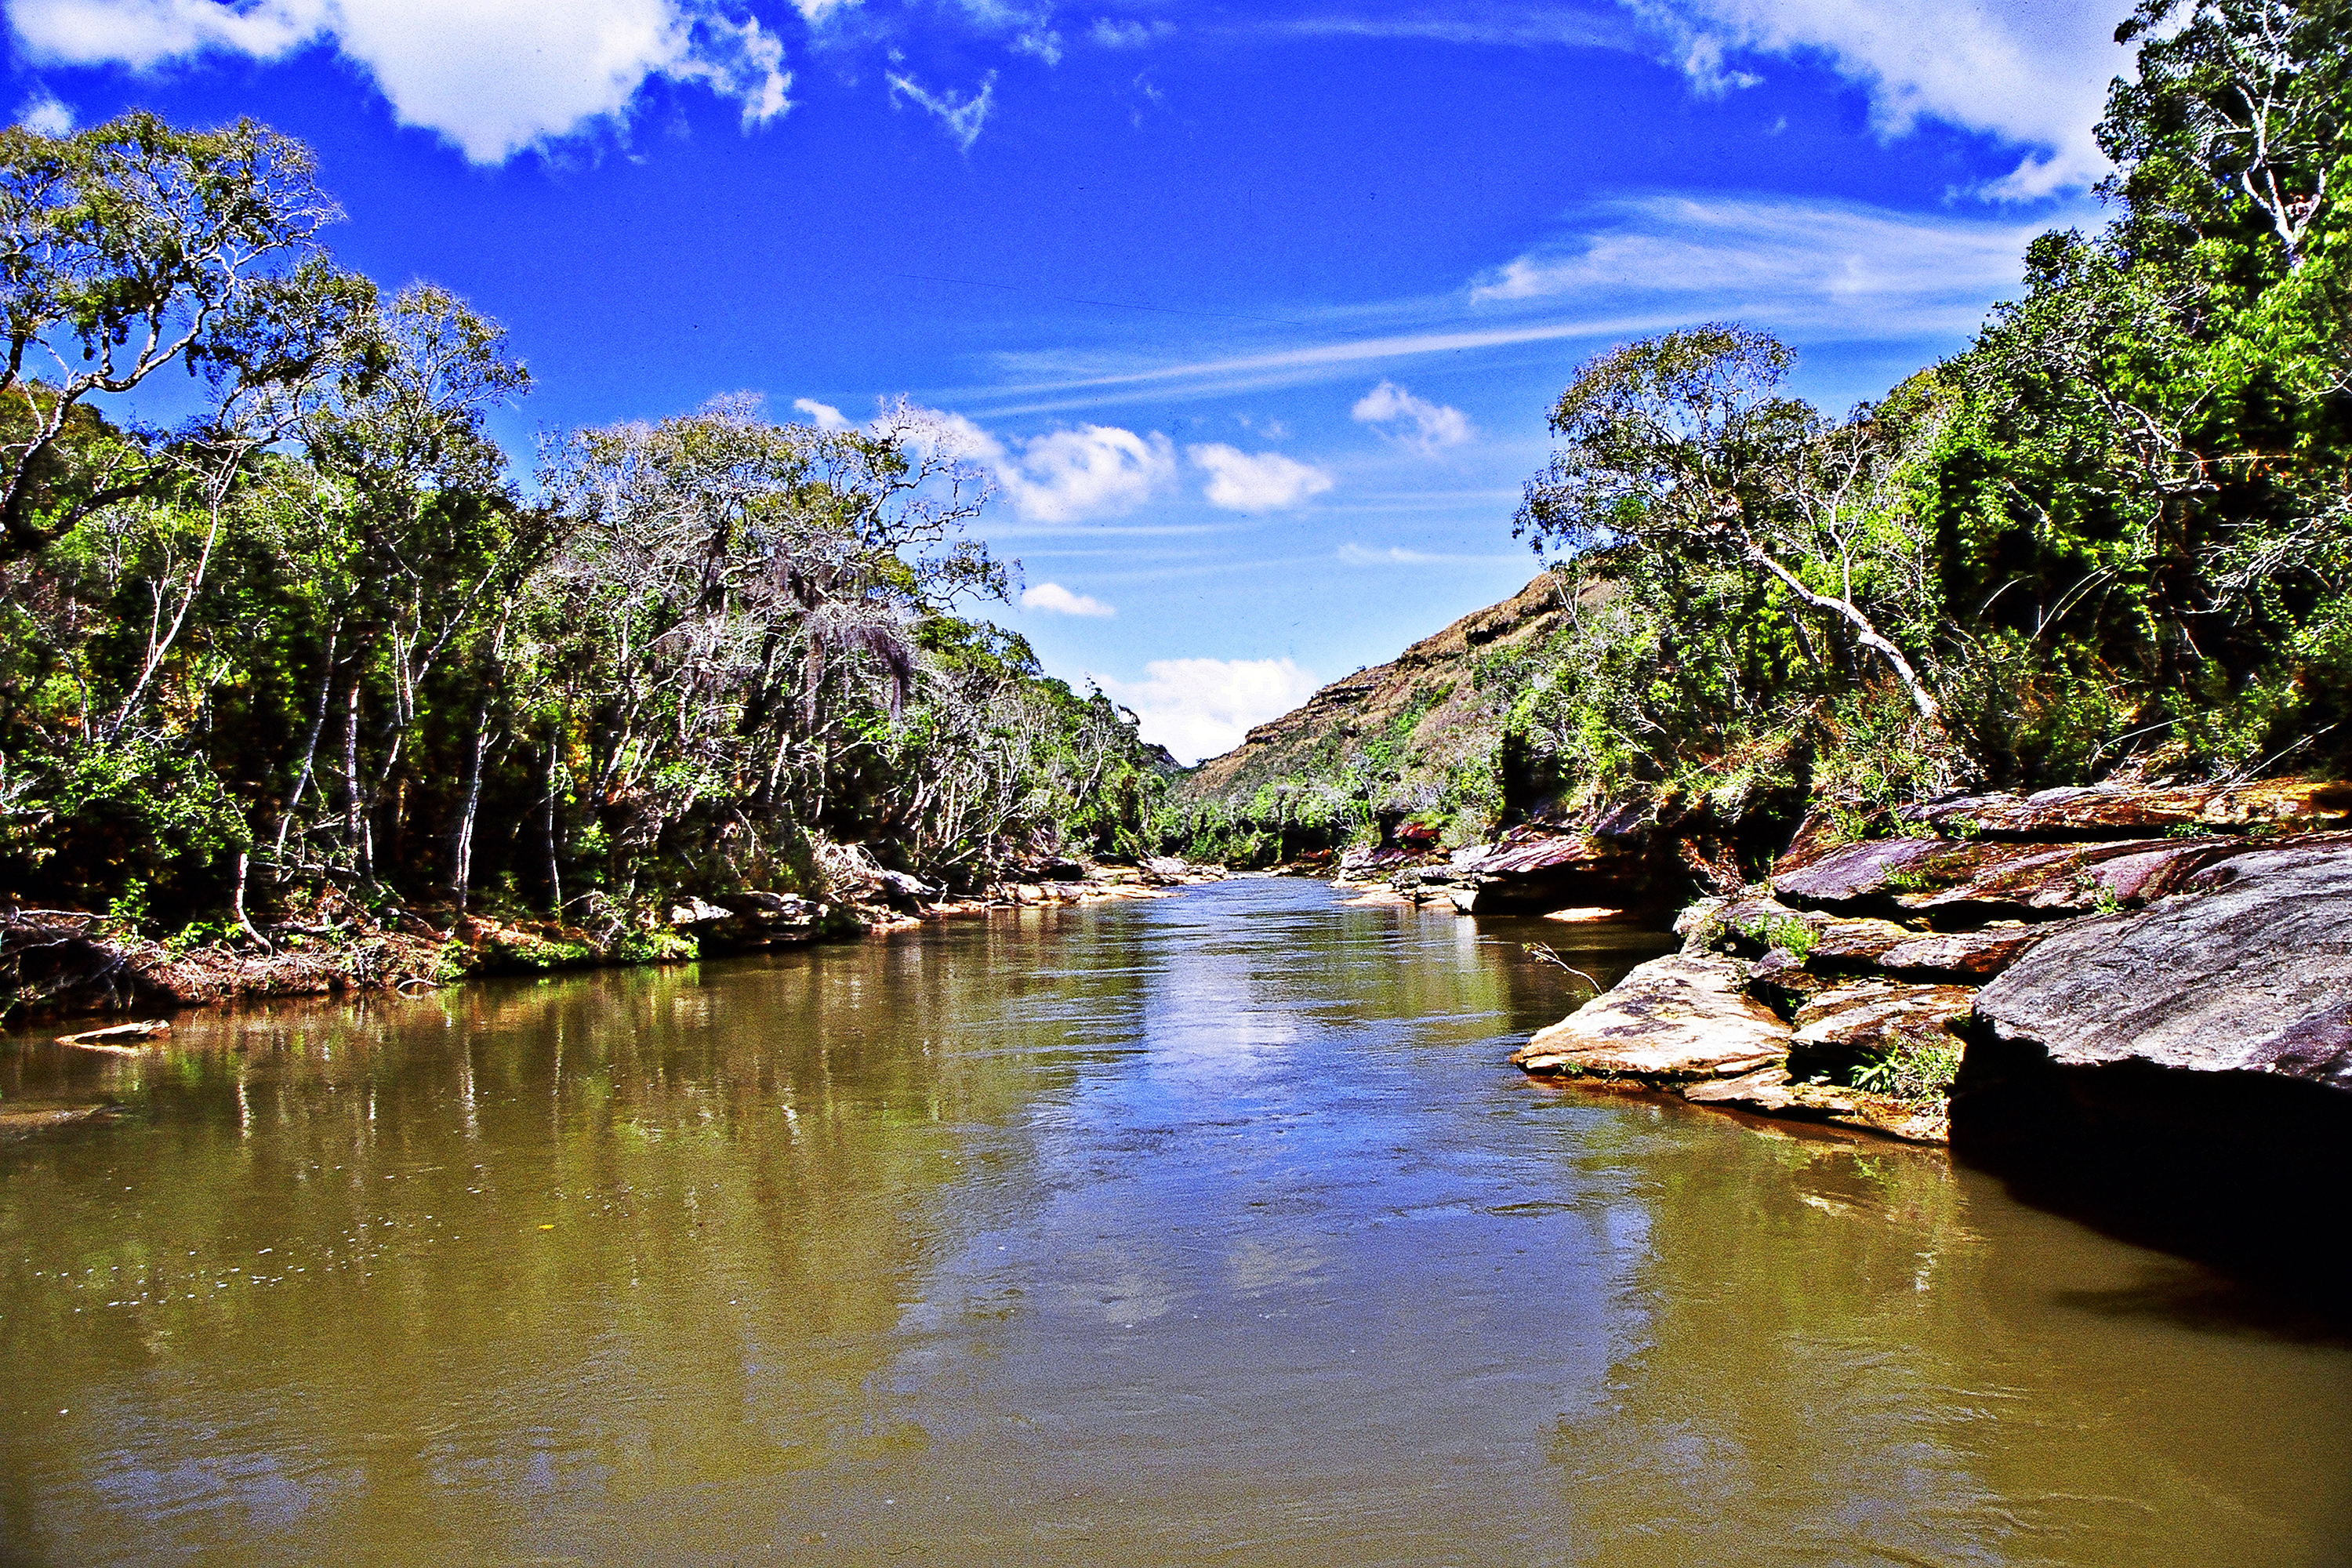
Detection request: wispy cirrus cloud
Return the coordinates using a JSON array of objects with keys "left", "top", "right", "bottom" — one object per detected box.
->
[
  {"left": 1337, "top": 543, "right": 1530, "bottom": 566},
  {"left": 1470, "top": 194, "right": 2046, "bottom": 316},
  {"left": 6, "top": 0, "right": 792, "bottom": 162},
  {"left": 1626, "top": 0, "right": 2129, "bottom": 196},
  {"left": 1276, "top": 5, "right": 1631, "bottom": 49},
  {"left": 960, "top": 192, "right": 2056, "bottom": 416},
  {"left": 885, "top": 65, "right": 996, "bottom": 148}
]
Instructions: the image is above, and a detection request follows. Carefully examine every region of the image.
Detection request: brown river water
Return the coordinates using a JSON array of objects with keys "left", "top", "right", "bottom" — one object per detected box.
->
[{"left": 2, "top": 877, "right": 2349, "bottom": 1566}]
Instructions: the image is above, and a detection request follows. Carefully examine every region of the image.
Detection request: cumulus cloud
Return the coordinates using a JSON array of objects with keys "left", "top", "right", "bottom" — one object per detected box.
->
[
  {"left": 6, "top": 0, "right": 793, "bottom": 163},
  {"left": 882, "top": 405, "right": 1177, "bottom": 522},
  {"left": 1631, "top": 0, "right": 2129, "bottom": 195},
  {"left": 1188, "top": 444, "right": 1334, "bottom": 514},
  {"left": 1000, "top": 424, "right": 1177, "bottom": 521},
  {"left": 885, "top": 67, "right": 996, "bottom": 150},
  {"left": 1091, "top": 656, "right": 1320, "bottom": 765},
  {"left": 793, "top": 396, "right": 852, "bottom": 431},
  {"left": 1351, "top": 380, "right": 1474, "bottom": 454},
  {"left": 1021, "top": 582, "right": 1116, "bottom": 617},
  {"left": 14, "top": 89, "right": 72, "bottom": 134}
]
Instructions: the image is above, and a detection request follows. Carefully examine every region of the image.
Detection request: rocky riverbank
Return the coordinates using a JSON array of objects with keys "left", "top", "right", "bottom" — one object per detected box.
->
[
  {"left": 2, "top": 853, "right": 1225, "bottom": 1032},
  {"left": 1499, "top": 779, "right": 2351, "bottom": 1145}
]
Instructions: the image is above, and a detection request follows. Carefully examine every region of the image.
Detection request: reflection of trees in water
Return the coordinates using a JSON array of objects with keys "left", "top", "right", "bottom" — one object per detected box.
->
[
  {"left": 0, "top": 908, "right": 1156, "bottom": 1562},
  {"left": 1543, "top": 1126, "right": 2352, "bottom": 1566}
]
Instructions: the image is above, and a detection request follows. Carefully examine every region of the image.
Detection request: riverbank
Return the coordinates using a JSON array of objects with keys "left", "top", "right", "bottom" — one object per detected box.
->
[
  {"left": 1490, "top": 779, "right": 2350, "bottom": 1147},
  {"left": 1, "top": 855, "right": 1227, "bottom": 1032}
]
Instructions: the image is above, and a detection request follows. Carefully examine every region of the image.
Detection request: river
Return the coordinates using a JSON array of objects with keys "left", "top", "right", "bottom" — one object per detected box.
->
[{"left": 2, "top": 877, "right": 2347, "bottom": 1565}]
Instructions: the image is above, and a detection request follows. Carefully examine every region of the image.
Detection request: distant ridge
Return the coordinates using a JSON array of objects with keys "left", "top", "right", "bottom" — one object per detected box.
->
[{"left": 1173, "top": 572, "right": 1595, "bottom": 815}]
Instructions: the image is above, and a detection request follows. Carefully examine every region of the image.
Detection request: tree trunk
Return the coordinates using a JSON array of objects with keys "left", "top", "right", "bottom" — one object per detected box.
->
[
  {"left": 544, "top": 741, "right": 564, "bottom": 915},
  {"left": 450, "top": 697, "right": 492, "bottom": 918},
  {"left": 272, "top": 625, "right": 339, "bottom": 885},
  {"left": 1747, "top": 546, "right": 1941, "bottom": 725},
  {"left": 342, "top": 677, "right": 366, "bottom": 879}
]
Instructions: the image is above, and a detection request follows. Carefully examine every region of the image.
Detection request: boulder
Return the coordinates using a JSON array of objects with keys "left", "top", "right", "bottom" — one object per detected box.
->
[
  {"left": 1771, "top": 836, "right": 1949, "bottom": 906},
  {"left": 1454, "top": 831, "right": 1651, "bottom": 914},
  {"left": 876, "top": 869, "right": 941, "bottom": 909},
  {"left": 1954, "top": 837, "right": 2352, "bottom": 1305},
  {"left": 710, "top": 891, "right": 821, "bottom": 946},
  {"left": 1677, "top": 1062, "right": 1949, "bottom": 1143},
  {"left": 1972, "top": 839, "right": 2352, "bottom": 1088},
  {"left": 1675, "top": 893, "right": 1820, "bottom": 956},
  {"left": 1746, "top": 947, "right": 1835, "bottom": 1014},
  {"left": 1335, "top": 845, "right": 1420, "bottom": 885},
  {"left": 1511, "top": 954, "right": 1790, "bottom": 1081}
]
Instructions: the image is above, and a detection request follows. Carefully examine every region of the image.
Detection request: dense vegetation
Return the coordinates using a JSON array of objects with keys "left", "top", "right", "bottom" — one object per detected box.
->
[
  {"left": 1171, "top": 0, "right": 2351, "bottom": 859},
  {"left": 0, "top": 115, "right": 1167, "bottom": 942}
]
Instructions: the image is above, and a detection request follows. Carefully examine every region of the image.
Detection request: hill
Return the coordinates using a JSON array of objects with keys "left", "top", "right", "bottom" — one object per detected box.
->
[{"left": 1162, "top": 572, "right": 1608, "bottom": 861}]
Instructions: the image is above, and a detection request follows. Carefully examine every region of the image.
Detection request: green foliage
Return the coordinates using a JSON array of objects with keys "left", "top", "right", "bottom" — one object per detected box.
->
[
  {"left": 0, "top": 118, "right": 1166, "bottom": 935},
  {"left": 1850, "top": 1036, "right": 1965, "bottom": 1105}
]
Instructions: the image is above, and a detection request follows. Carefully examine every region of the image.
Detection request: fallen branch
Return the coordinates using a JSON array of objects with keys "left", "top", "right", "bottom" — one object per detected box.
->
[
  {"left": 1524, "top": 944, "right": 1603, "bottom": 996},
  {"left": 55, "top": 1019, "right": 170, "bottom": 1051}
]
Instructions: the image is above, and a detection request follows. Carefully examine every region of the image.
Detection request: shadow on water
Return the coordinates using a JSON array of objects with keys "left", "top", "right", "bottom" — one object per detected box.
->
[
  {"left": 1953, "top": 1037, "right": 2352, "bottom": 1332},
  {"left": 2051, "top": 1263, "right": 2352, "bottom": 1349}
]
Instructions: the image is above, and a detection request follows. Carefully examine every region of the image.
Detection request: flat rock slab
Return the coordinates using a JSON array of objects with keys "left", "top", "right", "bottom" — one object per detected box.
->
[
  {"left": 1512, "top": 954, "right": 1791, "bottom": 1081},
  {"left": 1876, "top": 924, "right": 2052, "bottom": 980},
  {"left": 1681, "top": 1063, "right": 1949, "bottom": 1144},
  {"left": 1808, "top": 916, "right": 1918, "bottom": 967},
  {"left": 1776, "top": 834, "right": 2256, "bottom": 920},
  {"left": 1792, "top": 981, "right": 1977, "bottom": 1053},
  {"left": 1900, "top": 779, "right": 2352, "bottom": 839},
  {"left": 1975, "top": 840, "right": 2352, "bottom": 1090}
]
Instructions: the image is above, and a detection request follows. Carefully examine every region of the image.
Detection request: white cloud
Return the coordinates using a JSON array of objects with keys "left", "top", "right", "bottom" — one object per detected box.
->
[
  {"left": 1089, "top": 16, "right": 1169, "bottom": 47},
  {"left": 885, "top": 67, "right": 996, "bottom": 150},
  {"left": 1188, "top": 444, "right": 1334, "bottom": 514},
  {"left": 1470, "top": 194, "right": 2045, "bottom": 327},
  {"left": 1011, "top": 26, "right": 1062, "bottom": 63},
  {"left": 1000, "top": 424, "right": 1176, "bottom": 521},
  {"left": 880, "top": 405, "right": 1177, "bottom": 522},
  {"left": 1337, "top": 543, "right": 1526, "bottom": 566},
  {"left": 1631, "top": 0, "right": 2129, "bottom": 195},
  {"left": 14, "top": 89, "right": 72, "bottom": 134},
  {"left": 1092, "top": 656, "right": 1320, "bottom": 764},
  {"left": 793, "top": 396, "right": 852, "bottom": 431},
  {"left": 1021, "top": 582, "right": 1116, "bottom": 617},
  {"left": 6, "top": 0, "right": 793, "bottom": 163},
  {"left": 1351, "top": 380, "right": 1474, "bottom": 454},
  {"left": 791, "top": 0, "right": 855, "bottom": 19}
]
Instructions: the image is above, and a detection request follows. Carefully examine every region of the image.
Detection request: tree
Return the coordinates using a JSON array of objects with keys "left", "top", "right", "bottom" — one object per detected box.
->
[
  {"left": 1515, "top": 325, "right": 1944, "bottom": 724},
  {"left": 1, "top": 113, "right": 340, "bottom": 557},
  {"left": 2103, "top": 0, "right": 2351, "bottom": 270}
]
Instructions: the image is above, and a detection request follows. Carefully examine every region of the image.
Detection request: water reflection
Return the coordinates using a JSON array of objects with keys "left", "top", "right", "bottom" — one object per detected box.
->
[{"left": 1, "top": 881, "right": 2347, "bottom": 1566}]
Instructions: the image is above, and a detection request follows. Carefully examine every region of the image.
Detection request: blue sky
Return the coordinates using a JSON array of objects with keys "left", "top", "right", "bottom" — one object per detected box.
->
[{"left": 4, "top": 0, "right": 2129, "bottom": 760}]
